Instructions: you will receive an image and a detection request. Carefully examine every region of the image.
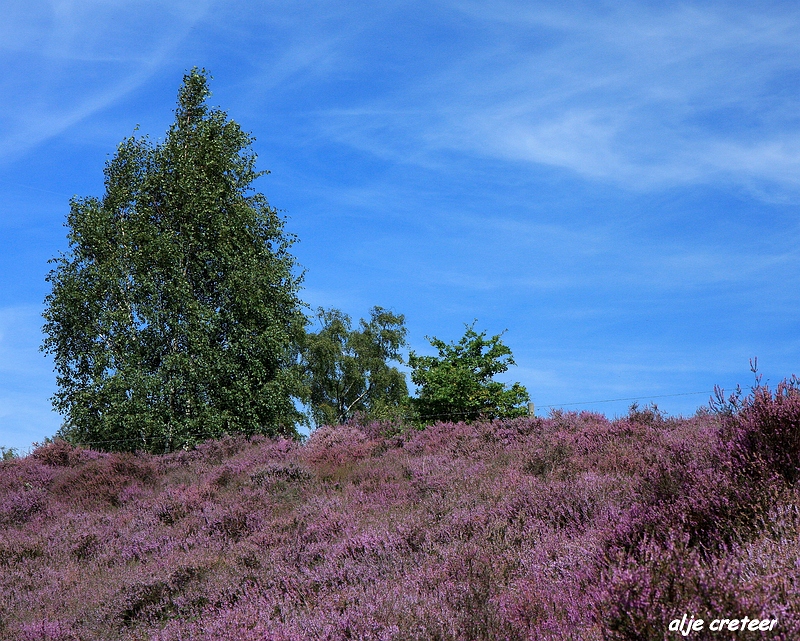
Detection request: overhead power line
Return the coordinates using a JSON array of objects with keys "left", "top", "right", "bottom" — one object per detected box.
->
[{"left": 535, "top": 390, "right": 715, "bottom": 409}]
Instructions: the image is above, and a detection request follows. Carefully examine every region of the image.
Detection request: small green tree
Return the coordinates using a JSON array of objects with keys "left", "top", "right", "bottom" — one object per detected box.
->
[
  {"left": 303, "top": 307, "right": 408, "bottom": 427},
  {"left": 41, "top": 69, "right": 306, "bottom": 452},
  {"left": 0, "top": 447, "right": 18, "bottom": 461},
  {"left": 408, "top": 324, "right": 529, "bottom": 423}
]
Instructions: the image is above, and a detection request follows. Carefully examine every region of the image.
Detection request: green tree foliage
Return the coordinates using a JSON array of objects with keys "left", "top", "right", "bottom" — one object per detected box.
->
[
  {"left": 41, "top": 69, "right": 306, "bottom": 452},
  {"left": 303, "top": 307, "right": 408, "bottom": 427},
  {"left": 0, "top": 446, "right": 18, "bottom": 461},
  {"left": 408, "top": 324, "right": 529, "bottom": 423}
]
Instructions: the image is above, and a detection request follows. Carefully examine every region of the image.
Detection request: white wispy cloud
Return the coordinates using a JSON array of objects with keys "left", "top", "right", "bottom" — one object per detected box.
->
[
  {"left": 0, "top": 0, "right": 214, "bottom": 163},
  {"left": 314, "top": 1, "right": 800, "bottom": 195}
]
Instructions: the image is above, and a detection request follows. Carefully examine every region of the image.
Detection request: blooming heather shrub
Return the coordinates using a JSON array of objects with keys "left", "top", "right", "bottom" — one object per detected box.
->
[
  {"left": 522, "top": 439, "right": 574, "bottom": 480},
  {"left": 251, "top": 461, "right": 313, "bottom": 487},
  {"left": 209, "top": 462, "right": 247, "bottom": 490},
  {"left": 570, "top": 417, "right": 653, "bottom": 475},
  {"left": 596, "top": 523, "right": 800, "bottom": 641},
  {"left": 0, "top": 538, "right": 45, "bottom": 577},
  {"left": 547, "top": 408, "right": 607, "bottom": 433},
  {"left": 589, "top": 386, "right": 800, "bottom": 639},
  {"left": 0, "top": 486, "right": 47, "bottom": 527},
  {"left": 726, "top": 379, "right": 800, "bottom": 486},
  {"left": 18, "top": 619, "right": 79, "bottom": 641},
  {"left": 0, "top": 460, "right": 57, "bottom": 531},
  {"left": 31, "top": 440, "right": 102, "bottom": 467},
  {"left": 51, "top": 452, "right": 155, "bottom": 508},
  {"left": 110, "top": 452, "right": 157, "bottom": 487},
  {"left": 109, "top": 563, "right": 212, "bottom": 630},
  {"left": 301, "top": 424, "right": 373, "bottom": 467},
  {"left": 0, "top": 456, "right": 56, "bottom": 492},
  {"left": 345, "top": 414, "right": 409, "bottom": 440},
  {"left": 153, "top": 484, "right": 210, "bottom": 525},
  {"left": 596, "top": 532, "right": 723, "bottom": 640},
  {"left": 1, "top": 414, "right": 797, "bottom": 640},
  {"left": 621, "top": 444, "right": 746, "bottom": 550},
  {"left": 71, "top": 532, "right": 100, "bottom": 561},
  {"left": 190, "top": 434, "right": 271, "bottom": 465},
  {"left": 403, "top": 420, "right": 509, "bottom": 460},
  {"left": 211, "top": 506, "right": 261, "bottom": 542}
]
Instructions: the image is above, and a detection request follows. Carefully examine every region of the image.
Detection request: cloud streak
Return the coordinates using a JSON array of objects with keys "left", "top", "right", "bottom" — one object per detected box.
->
[
  {"left": 313, "top": 1, "right": 800, "bottom": 195},
  {"left": 0, "top": 0, "right": 214, "bottom": 164}
]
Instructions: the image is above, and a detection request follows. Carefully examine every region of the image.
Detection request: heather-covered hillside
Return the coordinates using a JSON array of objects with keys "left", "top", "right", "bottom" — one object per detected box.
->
[{"left": 2, "top": 388, "right": 799, "bottom": 640}]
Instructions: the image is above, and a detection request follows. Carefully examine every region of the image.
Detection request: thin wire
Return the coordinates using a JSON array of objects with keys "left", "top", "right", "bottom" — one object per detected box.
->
[
  {"left": 25, "top": 434, "right": 186, "bottom": 450},
  {"left": 406, "top": 390, "right": 717, "bottom": 420},
  {"left": 535, "top": 390, "right": 715, "bottom": 409}
]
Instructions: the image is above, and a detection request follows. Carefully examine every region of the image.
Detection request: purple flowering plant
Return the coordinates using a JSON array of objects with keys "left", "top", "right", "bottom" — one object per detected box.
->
[{"left": 1, "top": 382, "right": 798, "bottom": 640}]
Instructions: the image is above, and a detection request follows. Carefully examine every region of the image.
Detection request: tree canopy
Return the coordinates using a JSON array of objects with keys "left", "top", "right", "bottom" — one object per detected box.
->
[
  {"left": 303, "top": 307, "right": 408, "bottom": 427},
  {"left": 41, "top": 69, "right": 306, "bottom": 452},
  {"left": 408, "top": 324, "right": 529, "bottom": 423}
]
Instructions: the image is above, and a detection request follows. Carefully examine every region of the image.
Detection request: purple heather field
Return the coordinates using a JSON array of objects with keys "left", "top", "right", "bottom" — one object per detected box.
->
[{"left": 1, "top": 384, "right": 799, "bottom": 641}]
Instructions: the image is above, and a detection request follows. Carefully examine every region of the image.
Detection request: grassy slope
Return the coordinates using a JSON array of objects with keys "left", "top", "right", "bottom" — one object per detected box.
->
[{"left": 1, "top": 399, "right": 798, "bottom": 640}]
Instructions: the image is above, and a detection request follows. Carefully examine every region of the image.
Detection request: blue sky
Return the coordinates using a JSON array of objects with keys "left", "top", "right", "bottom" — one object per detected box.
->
[{"left": 2, "top": 0, "right": 799, "bottom": 450}]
